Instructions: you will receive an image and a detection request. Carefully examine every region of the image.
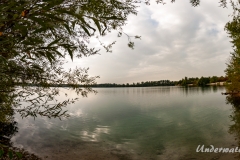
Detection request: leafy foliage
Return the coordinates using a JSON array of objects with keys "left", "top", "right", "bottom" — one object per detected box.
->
[
  {"left": 227, "top": 95, "right": 240, "bottom": 159},
  {"left": 176, "top": 76, "right": 227, "bottom": 86},
  {"left": 0, "top": 0, "right": 140, "bottom": 119},
  {"left": 92, "top": 79, "right": 175, "bottom": 87},
  {"left": 225, "top": 1, "right": 240, "bottom": 92}
]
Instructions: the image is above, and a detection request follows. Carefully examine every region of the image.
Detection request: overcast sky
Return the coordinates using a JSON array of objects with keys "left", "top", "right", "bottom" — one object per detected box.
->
[{"left": 65, "top": 1, "right": 233, "bottom": 84}]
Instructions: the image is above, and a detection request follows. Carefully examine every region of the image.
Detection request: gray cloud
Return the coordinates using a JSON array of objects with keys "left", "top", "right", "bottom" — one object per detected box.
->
[{"left": 65, "top": 1, "right": 233, "bottom": 83}]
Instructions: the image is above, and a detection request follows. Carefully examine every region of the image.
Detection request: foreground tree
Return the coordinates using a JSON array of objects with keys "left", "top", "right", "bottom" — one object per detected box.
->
[
  {"left": 225, "top": 1, "right": 240, "bottom": 93},
  {"left": 0, "top": 0, "right": 140, "bottom": 118}
]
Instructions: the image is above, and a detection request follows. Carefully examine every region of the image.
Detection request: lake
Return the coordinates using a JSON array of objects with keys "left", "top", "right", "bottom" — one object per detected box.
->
[{"left": 10, "top": 86, "right": 240, "bottom": 160}]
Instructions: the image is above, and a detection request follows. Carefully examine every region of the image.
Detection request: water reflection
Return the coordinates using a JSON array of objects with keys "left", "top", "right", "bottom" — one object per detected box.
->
[
  {"left": 0, "top": 101, "right": 18, "bottom": 147},
  {"left": 0, "top": 109, "right": 18, "bottom": 147},
  {"left": 0, "top": 106, "right": 42, "bottom": 159},
  {"left": 227, "top": 95, "right": 240, "bottom": 159},
  {"left": 99, "top": 86, "right": 225, "bottom": 97},
  {"left": 1, "top": 86, "right": 238, "bottom": 159}
]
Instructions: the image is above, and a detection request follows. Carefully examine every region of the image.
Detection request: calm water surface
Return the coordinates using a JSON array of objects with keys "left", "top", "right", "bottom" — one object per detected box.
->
[{"left": 12, "top": 86, "right": 239, "bottom": 159}]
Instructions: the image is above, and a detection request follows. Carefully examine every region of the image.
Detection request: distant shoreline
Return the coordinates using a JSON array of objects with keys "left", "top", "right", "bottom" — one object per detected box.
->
[{"left": 17, "top": 83, "right": 228, "bottom": 88}]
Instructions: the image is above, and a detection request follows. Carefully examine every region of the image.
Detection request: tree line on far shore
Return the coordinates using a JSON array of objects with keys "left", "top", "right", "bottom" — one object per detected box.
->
[
  {"left": 87, "top": 76, "right": 228, "bottom": 88},
  {"left": 91, "top": 80, "right": 175, "bottom": 87},
  {"left": 176, "top": 76, "right": 228, "bottom": 86}
]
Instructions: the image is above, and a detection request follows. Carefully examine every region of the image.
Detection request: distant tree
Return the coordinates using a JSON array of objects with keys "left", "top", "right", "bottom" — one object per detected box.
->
[
  {"left": 181, "top": 78, "right": 187, "bottom": 86},
  {"left": 218, "top": 76, "right": 226, "bottom": 82},
  {"left": 197, "top": 77, "right": 210, "bottom": 86},
  {"left": 210, "top": 76, "right": 218, "bottom": 83}
]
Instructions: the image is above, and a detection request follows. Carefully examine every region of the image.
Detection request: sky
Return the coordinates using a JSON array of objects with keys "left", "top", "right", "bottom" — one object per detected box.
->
[{"left": 65, "top": 0, "right": 233, "bottom": 84}]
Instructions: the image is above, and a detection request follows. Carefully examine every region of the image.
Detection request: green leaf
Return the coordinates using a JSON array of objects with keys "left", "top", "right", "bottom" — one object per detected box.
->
[
  {"left": 15, "top": 152, "right": 22, "bottom": 159},
  {"left": 32, "top": 64, "right": 43, "bottom": 71},
  {"left": 0, "top": 149, "right": 4, "bottom": 158},
  {"left": 72, "top": 21, "right": 76, "bottom": 30},
  {"left": 44, "top": 13, "right": 64, "bottom": 22},
  {"left": 54, "top": 50, "right": 64, "bottom": 57},
  {"left": 81, "top": 25, "right": 91, "bottom": 36},
  {"left": 33, "top": 27, "right": 47, "bottom": 34},
  {"left": 78, "top": 16, "right": 87, "bottom": 24},
  {"left": 67, "top": 48, "right": 73, "bottom": 61},
  {"left": 8, "top": 151, "right": 13, "bottom": 159},
  {"left": 43, "top": 0, "right": 64, "bottom": 10},
  {"left": 22, "top": 40, "right": 35, "bottom": 45},
  {"left": 56, "top": 8, "right": 74, "bottom": 16},
  {"left": 135, "top": 35, "right": 141, "bottom": 39},
  {"left": 37, "top": 51, "right": 46, "bottom": 57},
  {"left": 0, "top": 55, "right": 8, "bottom": 64},
  {"left": 128, "top": 41, "right": 134, "bottom": 49},
  {"left": 28, "top": 16, "right": 47, "bottom": 27},
  {"left": 100, "top": 16, "right": 125, "bottom": 20},
  {"left": 48, "top": 38, "right": 61, "bottom": 47},
  {"left": 46, "top": 51, "right": 55, "bottom": 62},
  {"left": 92, "top": 18, "right": 101, "bottom": 35},
  {"left": 63, "top": 24, "right": 72, "bottom": 34}
]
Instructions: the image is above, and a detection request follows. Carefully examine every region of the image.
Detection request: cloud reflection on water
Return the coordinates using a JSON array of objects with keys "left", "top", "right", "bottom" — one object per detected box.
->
[{"left": 10, "top": 86, "right": 236, "bottom": 159}]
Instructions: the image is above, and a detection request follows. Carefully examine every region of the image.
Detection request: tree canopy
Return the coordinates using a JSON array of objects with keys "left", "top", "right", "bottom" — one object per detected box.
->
[
  {"left": 0, "top": 0, "right": 140, "bottom": 119},
  {"left": 225, "top": 1, "right": 240, "bottom": 92}
]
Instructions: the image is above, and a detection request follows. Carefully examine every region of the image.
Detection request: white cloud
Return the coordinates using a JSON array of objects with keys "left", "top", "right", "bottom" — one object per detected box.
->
[{"left": 64, "top": 1, "right": 233, "bottom": 83}]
